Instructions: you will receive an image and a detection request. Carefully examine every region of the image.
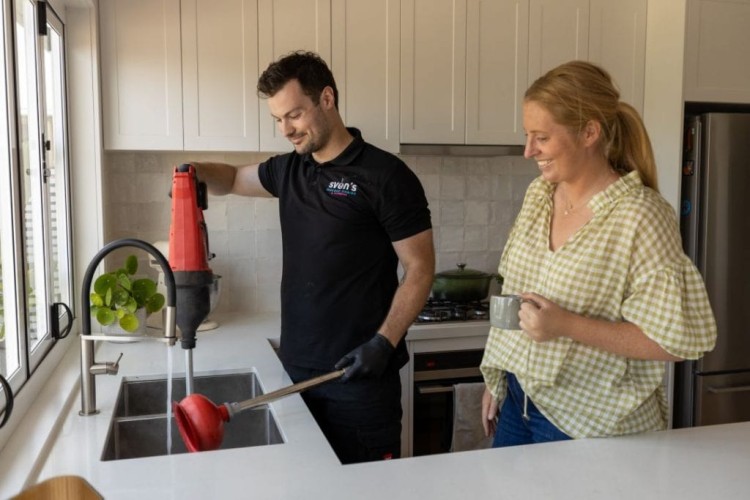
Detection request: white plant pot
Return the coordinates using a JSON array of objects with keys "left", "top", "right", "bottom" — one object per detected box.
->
[{"left": 94, "top": 308, "right": 148, "bottom": 337}]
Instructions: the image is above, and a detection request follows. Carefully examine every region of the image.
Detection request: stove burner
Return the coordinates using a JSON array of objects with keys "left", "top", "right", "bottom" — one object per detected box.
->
[
  {"left": 415, "top": 299, "right": 490, "bottom": 323},
  {"left": 417, "top": 308, "right": 452, "bottom": 322}
]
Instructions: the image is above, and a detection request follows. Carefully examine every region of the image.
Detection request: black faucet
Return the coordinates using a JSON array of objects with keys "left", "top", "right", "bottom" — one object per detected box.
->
[{"left": 79, "top": 238, "right": 177, "bottom": 416}]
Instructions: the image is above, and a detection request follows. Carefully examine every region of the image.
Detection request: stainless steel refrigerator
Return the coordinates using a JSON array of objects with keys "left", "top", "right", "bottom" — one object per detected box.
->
[{"left": 674, "top": 112, "right": 750, "bottom": 428}]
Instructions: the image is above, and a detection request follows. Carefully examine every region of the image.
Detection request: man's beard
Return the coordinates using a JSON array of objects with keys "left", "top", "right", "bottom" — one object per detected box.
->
[{"left": 294, "top": 116, "right": 331, "bottom": 155}]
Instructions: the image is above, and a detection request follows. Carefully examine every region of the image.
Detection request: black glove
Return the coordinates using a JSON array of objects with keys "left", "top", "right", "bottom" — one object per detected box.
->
[{"left": 334, "top": 334, "right": 395, "bottom": 382}]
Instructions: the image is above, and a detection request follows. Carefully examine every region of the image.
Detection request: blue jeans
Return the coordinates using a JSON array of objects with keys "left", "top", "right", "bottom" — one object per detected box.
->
[{"left": 492, "top": 372, "right": 571, "bottom": 447}]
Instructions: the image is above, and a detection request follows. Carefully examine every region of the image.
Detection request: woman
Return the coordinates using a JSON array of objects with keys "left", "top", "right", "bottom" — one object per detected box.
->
[{"left": 481, "top": 61, "right": 717, "bottom": 447}]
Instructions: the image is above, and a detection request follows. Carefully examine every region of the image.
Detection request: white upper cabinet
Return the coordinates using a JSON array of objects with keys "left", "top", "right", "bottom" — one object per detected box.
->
[
  {"left": 589, "top": 0, "right": 647, "bottom": 112},
  {"left": 466, "top": 0, "right": 529, "bottom": 145},
  {"left": 257, "top": 0, "right": 332, "bottom": 152},
  {"left": 528, "top": 0, "right": 589, "bottom": 84},
  {"left": 400, "top": 0, "right": 467, "bottom": 144},
  {"left": 528, "top": 0, "right": 647, "bottom": 113},
  {"left": 401, "top": 0, "right": 647, "bottom": 146},
  {"left": 98, "top": 0, "right": 649, "bottom": 151},
  {"left": 684, "top": 0, "right": 750, "bottom": 103},
  {"left": 331, "top": 0, "right": 400, "bottom": 153},
  {"left": 181, "top": 0, "right": 260, "bottom": 151},
  {"left": 528, "top": 0, "right": 646, "bottom": 112},
  {"left": 100, "top": 0, "right": 183, "bottom": 150}
]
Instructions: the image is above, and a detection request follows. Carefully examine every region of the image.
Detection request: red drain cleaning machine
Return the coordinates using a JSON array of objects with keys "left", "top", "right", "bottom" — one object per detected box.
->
[{"left": 169, "top": 163, "right": 214, "bottom": 394}]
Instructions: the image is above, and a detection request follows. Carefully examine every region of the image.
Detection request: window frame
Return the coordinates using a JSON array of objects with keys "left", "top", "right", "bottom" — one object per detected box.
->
[{"left": 1, "top": 0, "right": 73, "bottom": 410}]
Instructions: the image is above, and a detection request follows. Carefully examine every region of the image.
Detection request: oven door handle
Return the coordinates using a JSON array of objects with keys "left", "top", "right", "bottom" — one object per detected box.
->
[{"left": 417, "top": 385, "right": 455, "bottom": 395}]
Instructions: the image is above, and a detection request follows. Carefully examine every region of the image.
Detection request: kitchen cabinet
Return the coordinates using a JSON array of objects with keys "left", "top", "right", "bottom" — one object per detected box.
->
[
  {"left": 399, "top": 0, "right": 529, "bottom": 145},
  {"left": 100, "top": 0, "right": 260, "bottom": 151},
  {"left": 528, "top": 0, "right": 647, "bottom": 113},
  {"left": 331, "top": 0, "right": 400, "bottom": 153},
  {"left": 400, "top": 0, "right": 467, "bottom": 144},
  {"left": 99, "top": 0, "right": 183, "bottom": 150},
  {"left": 528, "top": 0, "right": 646, "bottom": 112},
  {"left": 258, "top": 0, "right": 401, "bottom": 152},
  {"left": 683, "top": 0, "right": 750, "bottom": 103},
  {"left": 257, "top": 0, "right": 332, "bottom": 152},
  {"left": 181, "top": 0, "right": 260, "bottom": 151},
  {"left": 527, "top": 0, "right": 589, "bottom": 84},
  {"left": 401, "top": 0, "right": 647, "bottom": 146},
  {"left": 588, "top": 0, "right": 647, "bottom": 112},
  {"left": 100, "top": 0, "right": 330, "bottom": 152},
  {"left": 465, "top": 0, "right": 530, "bottom": 145}
]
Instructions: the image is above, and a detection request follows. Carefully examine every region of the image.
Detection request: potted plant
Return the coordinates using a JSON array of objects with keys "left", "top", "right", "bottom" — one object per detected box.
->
[{"left": 90, "top": 254, "right": 165, "bottom": 333}]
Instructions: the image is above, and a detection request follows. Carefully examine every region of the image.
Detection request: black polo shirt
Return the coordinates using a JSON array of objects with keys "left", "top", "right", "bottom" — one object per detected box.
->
[{"left": 258, "top": 128, "right": 432, "bottom": 370}]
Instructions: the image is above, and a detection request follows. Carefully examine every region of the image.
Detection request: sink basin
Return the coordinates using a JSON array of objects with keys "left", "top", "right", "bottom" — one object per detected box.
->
[
  {"left": 113, "top": 370, "right": 264, "bottom": 417},
  {"left": 102, "top": 370, "right": 284, "bottom": 461}
]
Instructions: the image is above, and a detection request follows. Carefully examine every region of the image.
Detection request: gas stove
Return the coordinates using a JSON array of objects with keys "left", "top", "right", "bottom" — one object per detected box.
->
[{"left": 415, "top": 299, "right": 490, "bottom": 323}]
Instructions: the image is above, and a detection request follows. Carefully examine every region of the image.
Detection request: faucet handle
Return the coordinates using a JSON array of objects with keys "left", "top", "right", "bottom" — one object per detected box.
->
[{"left": 90, "top": 352, "right": 123, "bottom": 376}]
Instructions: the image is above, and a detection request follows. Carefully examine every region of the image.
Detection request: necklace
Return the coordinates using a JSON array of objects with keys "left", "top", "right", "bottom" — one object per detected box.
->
[
  {"left": 560, "top": 190, "right": 592, "bottom": 215},
  {"left": 561, "top": 196, "right": 584, "bottom": 215},
  {"left": 558, "top": 170, "right": 617, "bottom": 216}
]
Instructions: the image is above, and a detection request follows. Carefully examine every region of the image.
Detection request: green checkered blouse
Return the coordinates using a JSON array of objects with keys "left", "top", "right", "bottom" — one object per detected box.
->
[{"left": 481, "top": 170, "right": 717, "bottom": 438}]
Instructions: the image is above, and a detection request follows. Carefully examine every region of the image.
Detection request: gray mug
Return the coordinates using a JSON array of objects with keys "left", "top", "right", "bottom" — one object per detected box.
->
[{"left": 490, "top": 294, "right": 522, "bottom": 330}]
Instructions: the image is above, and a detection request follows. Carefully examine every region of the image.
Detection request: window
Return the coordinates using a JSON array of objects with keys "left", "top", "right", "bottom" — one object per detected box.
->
[{"left": 1, "top": 0, "right": 72, "bottom": 416}]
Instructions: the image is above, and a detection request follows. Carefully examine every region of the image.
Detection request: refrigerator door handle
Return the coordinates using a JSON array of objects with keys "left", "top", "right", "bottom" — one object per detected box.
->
[{"left": 706, "top": 384, "right": 750, "bottom": 394}]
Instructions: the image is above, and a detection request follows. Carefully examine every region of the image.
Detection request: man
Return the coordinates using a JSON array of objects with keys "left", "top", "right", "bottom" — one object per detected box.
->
[{"left": 188, "top": 51, "right": 434, "bottom": 463}]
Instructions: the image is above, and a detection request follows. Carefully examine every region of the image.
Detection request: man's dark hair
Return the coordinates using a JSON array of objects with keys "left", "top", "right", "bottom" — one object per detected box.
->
[{"left": 257, "top": 51, "right": 339, "bottom": 109}]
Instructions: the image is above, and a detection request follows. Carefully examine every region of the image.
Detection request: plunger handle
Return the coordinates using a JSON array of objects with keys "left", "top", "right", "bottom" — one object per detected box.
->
[{"left": 227, "top": 369, "right": 346, "bottom": 417}]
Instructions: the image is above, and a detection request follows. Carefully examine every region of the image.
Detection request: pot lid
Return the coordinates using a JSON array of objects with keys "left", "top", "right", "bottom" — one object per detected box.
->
[{"left": 435, "top": 263, "right": 491, "bottom": 279}]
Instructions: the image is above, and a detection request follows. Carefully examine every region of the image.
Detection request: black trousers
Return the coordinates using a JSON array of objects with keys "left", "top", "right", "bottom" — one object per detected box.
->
[{"left": 284, "top": 364, "right": 402, "bottom": 464}]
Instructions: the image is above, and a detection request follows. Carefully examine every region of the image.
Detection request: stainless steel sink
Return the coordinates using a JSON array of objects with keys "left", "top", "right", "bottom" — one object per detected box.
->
[{"left": 102, "top": 370, "right": 284, "bottom": 461}]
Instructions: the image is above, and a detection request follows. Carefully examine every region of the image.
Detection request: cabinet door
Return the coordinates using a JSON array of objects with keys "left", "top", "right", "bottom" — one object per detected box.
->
[
  {"left": 100, "top": 0, "right": 183, "bottom": 150},
  {"left": 257, "top": 0, "right": 332, "bottom": 152},
  {"left": 465, "top": 0, "right": 529, "bottom": 145},
  {"left": 528, "top": 0, "right": 589, "bottom": 85},
  {"left": 683, "top": 0, "right": 750, "bottom": 103},
  {"left": 589, "top": 0, "right": 647, "bottom": 114},
  {"left": 181, "top": 0, "right": 260, "bottom": 151},
  {"left": 400, "top": 0, "right": 467, "bottom": 144},
  {"left": 331, "top": 0, "right": 400, "bottom": 153}
]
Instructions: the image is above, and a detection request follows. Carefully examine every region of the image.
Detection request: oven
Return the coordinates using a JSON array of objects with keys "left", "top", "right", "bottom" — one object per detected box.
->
[
  {"left": 402, "top": 298, "right": 491, "bottom": 457},
  {"left": 411, "top": 349, "right": 484, "bottom": 456}
]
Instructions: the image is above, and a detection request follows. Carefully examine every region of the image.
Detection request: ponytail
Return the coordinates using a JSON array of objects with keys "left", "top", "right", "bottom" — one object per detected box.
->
[{"left": 610, "top": 102, "right": 659, "bottom": 192}]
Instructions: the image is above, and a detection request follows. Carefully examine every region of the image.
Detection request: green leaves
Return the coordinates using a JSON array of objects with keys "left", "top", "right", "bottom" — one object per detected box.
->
[{"left": 89, "top": 254, "right": 165, "bottom": 333}]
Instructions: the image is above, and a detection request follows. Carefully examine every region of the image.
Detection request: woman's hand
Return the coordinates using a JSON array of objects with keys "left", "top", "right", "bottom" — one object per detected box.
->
[
  {"left": 518, "top": 292, "right": 573, "bottom": 343},
  {"left": 481, "top": 387, "right": 498, "bottom": 438}
]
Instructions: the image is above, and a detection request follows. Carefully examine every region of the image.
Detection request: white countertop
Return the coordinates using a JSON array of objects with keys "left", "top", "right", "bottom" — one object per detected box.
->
[{"left": 2, "top": 313, "right": 750, "bottom": 499}]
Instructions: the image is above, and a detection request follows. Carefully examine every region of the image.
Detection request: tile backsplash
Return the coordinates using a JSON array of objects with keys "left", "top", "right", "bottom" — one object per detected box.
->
[{"left": 103, "top": 151, "right": 538, "bottom": 314}]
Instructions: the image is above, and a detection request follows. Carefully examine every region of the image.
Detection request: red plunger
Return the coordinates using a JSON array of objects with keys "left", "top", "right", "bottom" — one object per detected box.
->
[{"left": 173, "top": 369, "right": 345, "bottom": 452}]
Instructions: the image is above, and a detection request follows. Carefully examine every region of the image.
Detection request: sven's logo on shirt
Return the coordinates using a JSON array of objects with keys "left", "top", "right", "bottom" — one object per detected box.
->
[{"left": 326, "top": 178, "right": 358, "bottom": 197}]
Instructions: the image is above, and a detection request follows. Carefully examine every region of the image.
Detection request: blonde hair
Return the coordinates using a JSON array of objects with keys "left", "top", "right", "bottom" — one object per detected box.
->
[{"left": 524, "top": 61, "right": 658, "bottom": 192}]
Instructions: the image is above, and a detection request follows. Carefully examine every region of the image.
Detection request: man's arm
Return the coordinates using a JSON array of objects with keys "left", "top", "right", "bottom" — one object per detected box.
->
[
  {"left": 189, "top": 161, "right": 273, "bottom": 198},
  {"left": 377, "top": 228, "right": 435, "bottom": 347},
  {"left": 334, "top": 228, "right": 435, "bottom": 381}
]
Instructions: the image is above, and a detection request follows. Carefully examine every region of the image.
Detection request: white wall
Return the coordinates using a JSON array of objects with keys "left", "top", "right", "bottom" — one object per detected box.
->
[
  {"left": 643, "top": 0, "right": 688, "bottom": 212},
  {"left": 102, "top": 152, "right": 537, "bottom": 313}
]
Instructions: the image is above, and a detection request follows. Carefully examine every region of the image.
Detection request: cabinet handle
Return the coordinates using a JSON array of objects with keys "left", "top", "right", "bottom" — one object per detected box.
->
[
  {"left": 417, "top": 385, "right": 454, "bottom": 395},
  {"left": 707, "top": 384, "right": 750, "bottom": 394}
]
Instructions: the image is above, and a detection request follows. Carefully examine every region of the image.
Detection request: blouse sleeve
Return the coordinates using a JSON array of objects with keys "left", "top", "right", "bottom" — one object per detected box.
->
[
  {"left": 620, "top": 194, "right": 717, "bottom": 359},
  {"left": 621, "top": 260, "right": 717, "bottom": 359}
]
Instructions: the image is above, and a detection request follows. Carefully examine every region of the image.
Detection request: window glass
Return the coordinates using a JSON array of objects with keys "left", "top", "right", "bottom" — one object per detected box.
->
[
  {"left": 43, "top": 9, "right": 72, "bottom": 323},
  {"left": 15, "top": 0, "right": 49, "bottom": 357},
  {"left": 0, "top": 0, "right": 19, "bottom": 383}
]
